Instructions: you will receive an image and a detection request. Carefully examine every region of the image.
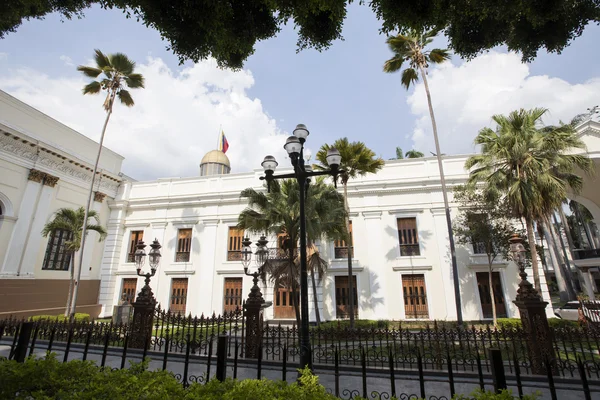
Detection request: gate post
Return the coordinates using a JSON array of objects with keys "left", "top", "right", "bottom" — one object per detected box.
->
[
  {"left": 244, "top": 272, "right": 266, "bottom": 358},
  {"left": 510, "top": 235, "right": 556, "bottom": 375},
  {"left": 130, "top": 279, "right": 157, "bottom": 349}
]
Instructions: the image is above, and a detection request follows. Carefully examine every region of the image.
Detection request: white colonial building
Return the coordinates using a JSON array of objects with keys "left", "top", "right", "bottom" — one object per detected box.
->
[{"left": 2, "top": 89, "right": 600, "bottom": 322}]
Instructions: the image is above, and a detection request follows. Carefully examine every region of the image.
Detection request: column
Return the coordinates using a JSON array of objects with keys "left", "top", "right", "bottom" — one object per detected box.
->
[
  {"left": 98, "top": 201, "right": 128, "bottom": 317},
  {"left": 1, "top": 170, "right": 44, "bottom": 276},
  {"left": 80, "top": 192, "right": 105, "bottom": 279},
  {"left": 19, "top": 174, "right": 59, "bottom": 276},
  {"left": 431, "top": 207, "right": 459, "bottom": 320},
  {"left": 579, "top": 266, "right": 596, "bottom": 299},
  {"left": 150, "top": 221, "right": 168, "bottom": 306},
  {"left": 363, "top": 211, "right": 387, "bottom": 319}
]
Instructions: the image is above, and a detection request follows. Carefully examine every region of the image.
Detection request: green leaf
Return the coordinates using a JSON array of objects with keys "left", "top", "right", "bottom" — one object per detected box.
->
[
  {"left": 117, "top": 89, "right": 135, "bottom": 107},
  {"left": 77, "top": 65, "right": 102, "bottom": 78},
  {"left": 82, "top": 81, "right": 102, "bottom": 95}
]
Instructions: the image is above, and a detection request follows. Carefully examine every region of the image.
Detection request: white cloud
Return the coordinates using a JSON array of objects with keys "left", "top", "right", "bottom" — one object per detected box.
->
[
  {"left": 407, "top": 51, "right": 600, "bottom": 155},
  {"left": 0, "top": 56, "right": 290, "bottom": 180},
  {"left": 59, "top": 55, "right": 73, "bottom": 66}
]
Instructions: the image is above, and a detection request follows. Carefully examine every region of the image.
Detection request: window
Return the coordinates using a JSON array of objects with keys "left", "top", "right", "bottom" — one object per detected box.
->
[
  {"left": 120, "top": 278, "right": 137, "bottom": 304},
  {"left": 227, "top": 227, "right": 244, "bottom": 261},
  {"left": 334, "top": 221, "right": 353, "bottom": 259},
  {"left": 476, "top": 272, "right": 507, "bottom": 318},
  {"left": 397, "top": 218, "right": 420, "bottom": 256},
  {"left": 176, "top": 229, "right": 192, "bottom": 262},
  {"left": 335, "top": 276, "right": 358, "bottom": 319},
  {"left": 402, "top": 274, "right": 429, "bottom": 319},
  {"left": 170, "top": 278, "right": 188, "bottom": 314},
  {"left": 127, "top": 231, "right": 144, "bottom": 263},
  {"left": 223, "top": 278, "right": 243, "bottom": 313},
  {"left": 42, "top": 229, "right": 73, "bottom": 270}
]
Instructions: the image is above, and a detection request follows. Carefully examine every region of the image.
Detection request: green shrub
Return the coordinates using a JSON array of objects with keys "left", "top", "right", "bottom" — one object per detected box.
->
[
  {"left": 547, "top": 318, "right": 578, "bottom": 328},
  {"left": 29, "top": 313, "right": 90, "bottom": 323},
  {"left": 496, "top": 318, "right": 522, "bottom": 329}
]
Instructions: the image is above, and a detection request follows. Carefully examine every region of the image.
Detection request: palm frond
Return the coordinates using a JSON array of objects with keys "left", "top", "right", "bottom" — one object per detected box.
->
[
  {"left": 428, "top": 48, "right": 451, "bottom": 64},
  {"left": 82, "top": 81, "right": 102, "bottom": 95},
  {"left": 117, "top": 89, "right": 135, "bottom": 107},
  {"left": 109, "top": 52, "right": 135, "bottom": 75},
  {"left": 94, "top": 49, "right": 111, "bottom": 69},
  {"left": 125, "top": 73, "right": 145, "bottom": 89},
  {"left": 401, "top": 68, "right": 419, "bottom": 89},
  {"left": 383, "top": 56, "right": 404, "bottom": 73},
  {"left": 77, "top": 65, "right": 102, "bottom": 78}
]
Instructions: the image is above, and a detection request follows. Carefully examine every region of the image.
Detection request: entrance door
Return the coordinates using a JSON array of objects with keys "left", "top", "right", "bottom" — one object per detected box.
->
[
  {"left": 335, "top": 276, "right": 358, "bottom": 319},
  {"left": 223, "top": 278, "right": 243, "bottom": 313},
  {"left": 274, "top": 286, "right": 298, "bottom": 319},
  {"left": 476, "top": 272, "right": 507, "bottom": 318},
  {"left": 170, "top": 278, "right": 189, "bottom": 315},
  {"left": 402, "top": 274, "right": 429, "bottom": 319}
]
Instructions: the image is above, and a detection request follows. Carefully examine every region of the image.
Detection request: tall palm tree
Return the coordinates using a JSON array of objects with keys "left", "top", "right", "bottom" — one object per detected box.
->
[
  {"left": 74, "top": 50, "right": 144, "bottom": 320},
  {"left": 238, "top": 178, "right": 346, "bottom": 326},
  {"left": 315, "top": 138, "right": 384, "bottom": 327},
  {"left": 466, "top": 108, "right": 592, "bottom": 293},
  {"left": 41, "top": 207, "right": 107, "bottom": 318},
  {"left": 382, "top": 29, "right": 462, "bottom": 322},
  {"left": 405, "top": 149, "right": 425, "bottom": 159}
]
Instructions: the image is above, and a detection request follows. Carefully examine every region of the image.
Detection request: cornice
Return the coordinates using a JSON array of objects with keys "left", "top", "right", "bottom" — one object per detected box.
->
[{"left": 0, "top": 131, "right": 121, "bottom": 195}]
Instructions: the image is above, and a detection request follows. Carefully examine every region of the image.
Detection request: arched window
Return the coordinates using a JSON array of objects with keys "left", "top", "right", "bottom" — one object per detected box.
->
[{"left": 42, "top": 229, "right": 73, "bottom": 270}]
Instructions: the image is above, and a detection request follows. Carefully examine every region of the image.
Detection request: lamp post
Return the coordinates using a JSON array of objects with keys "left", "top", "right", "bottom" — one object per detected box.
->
[
  {"left": 259, "top": 124, "right": 343, "bottom": 371},
  {"left": 509, "top": 233, "right": 555, "bottom": 374},
  {"left": 130, "top": 239, "right": 162, "bottom": 349},
  {"left": 240, "top": 235, "right": 271, "bottom": 358}
]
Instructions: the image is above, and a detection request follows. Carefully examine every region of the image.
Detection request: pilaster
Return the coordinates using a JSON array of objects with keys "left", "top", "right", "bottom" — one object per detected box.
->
[{"left": 362, "top": 211, "right": 387, "bottom": 319}]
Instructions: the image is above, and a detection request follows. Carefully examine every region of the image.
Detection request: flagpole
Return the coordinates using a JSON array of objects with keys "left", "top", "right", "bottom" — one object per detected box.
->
[{"left": 216, "top": 124, "right": 222, "bottom": 150}]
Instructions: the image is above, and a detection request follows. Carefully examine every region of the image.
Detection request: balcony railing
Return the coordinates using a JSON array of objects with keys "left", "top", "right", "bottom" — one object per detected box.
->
[
  {"left": 573, "top": 248, "right": 600, "bottom": 260},
  {"left": 334, "top": 247, "right": 354, "bottom": 259},
  {"left": 175, "top": 252, "right": 190, "bottom": 262},
  {"left": 227, "top": 250, "right": 242, "bottom": 261},
  {"left": 127, "top": 253, "right": 136, "bottom": 263},
  {"left": 400, "top": 244, "right": 420, "bottom": 257}
]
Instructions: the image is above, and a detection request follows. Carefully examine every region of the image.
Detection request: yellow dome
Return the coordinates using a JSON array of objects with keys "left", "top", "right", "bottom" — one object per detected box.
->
[{"left": 200, "top": 150, "right": 231, "bottom": 167}]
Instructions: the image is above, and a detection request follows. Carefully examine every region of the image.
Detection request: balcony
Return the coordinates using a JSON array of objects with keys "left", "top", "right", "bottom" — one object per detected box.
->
[
  {"left": 573, "top": 249, "right": 600, "bottom": 260},
  {"left": 175, "top": 252, "right": 190, "bottom": 262},
  {"left": 334, "top": 246, "right": 354, "bottom": 259}
]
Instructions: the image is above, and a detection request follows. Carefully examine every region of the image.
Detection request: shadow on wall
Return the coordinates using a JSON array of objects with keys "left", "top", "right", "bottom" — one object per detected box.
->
[
  {"left": 383, "top": 225, "right": 433, "bottom": 262},
  {"left": 358, "top": 267, "right": 385, "bottom": 313},
  {"left": 455, "top": 245, "right": 481, "bottom": 318}
]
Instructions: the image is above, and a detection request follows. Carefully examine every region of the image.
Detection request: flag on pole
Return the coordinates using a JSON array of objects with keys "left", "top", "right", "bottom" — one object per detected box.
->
[{"left": 219, "top": 130, "right": 229, "bottom": 153}]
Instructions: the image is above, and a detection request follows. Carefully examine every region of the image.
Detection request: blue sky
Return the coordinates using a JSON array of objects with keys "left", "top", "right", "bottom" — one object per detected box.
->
[{"left": 1, "top": 3, "right": 599, "bottom": 180}]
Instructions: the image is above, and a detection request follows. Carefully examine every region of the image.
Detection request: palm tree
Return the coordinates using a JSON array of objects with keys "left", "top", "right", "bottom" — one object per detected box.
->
[
  {"left": 238, "top": 178, "right": 346, "bottom": 326},
  {"left": 405, "top": 149, "right": 425, "bottom": 158},
  {"left": 395, "top": 147, "right": 404, "bottom": 159},
  {"left": 466, "top": 108, "right": 592, "bottom": 294},
  {"left": 382, "top": 29, "right": 462, "bottom": 321},
  {"left": 73, "top": 50, "right": 144, "bottom": 320},
  {"left": 315, "top": 138, "right": 384, "bottom": 327},
  {"left": 41, "top": 207, "right": 107, "bottom": 318}
]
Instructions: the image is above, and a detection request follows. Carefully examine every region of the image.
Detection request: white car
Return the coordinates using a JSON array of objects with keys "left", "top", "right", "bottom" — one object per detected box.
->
[{"left": 554, "top": 301, "right": 600, "bottom": 321}]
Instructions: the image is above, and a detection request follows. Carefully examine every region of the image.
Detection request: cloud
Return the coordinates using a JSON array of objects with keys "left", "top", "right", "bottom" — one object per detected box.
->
[
  {"left": 0, "top": 56, "right": 291, "bottom": 180},
  {"left": 406, "top": 51, "right": 600, "bottom": 155},
  {"left": 59, "top": 55, "right": 74, "bottom": 66}
]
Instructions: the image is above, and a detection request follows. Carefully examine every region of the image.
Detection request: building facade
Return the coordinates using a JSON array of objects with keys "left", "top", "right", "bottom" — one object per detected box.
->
[
  {"left": 0, "top": 90, "right": 124, "bottom": 318},
  {"left": 99, "top": 152, "right": 555, "bottom": 322}
]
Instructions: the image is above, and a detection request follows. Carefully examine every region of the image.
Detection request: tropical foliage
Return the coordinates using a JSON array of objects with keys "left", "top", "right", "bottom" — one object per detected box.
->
[
  {"left": 3, "top": 1, "right": 596, "bottom": 68},
  {"left": 405, "top": 150, "right": 424, "bottom": 159},
  {"left": 315, "top": 138, "right": 384, "bottom": 326},
  {"left": 73, "top": 49, "right": 143, "bottom": 321},
  {"left": 237, "top": 178, "right": 346, "bottom": 325},
  {"left": 41, "top": 207, "right": 107, "bottom": 317},
  {"left": 466, "top": 108, "right": 593, "bottom": 294}
]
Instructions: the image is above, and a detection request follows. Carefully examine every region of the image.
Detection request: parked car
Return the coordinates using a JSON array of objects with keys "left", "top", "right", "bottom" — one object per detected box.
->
[{"left": 554, "top": 301, "right": 600, "bottom": 321}]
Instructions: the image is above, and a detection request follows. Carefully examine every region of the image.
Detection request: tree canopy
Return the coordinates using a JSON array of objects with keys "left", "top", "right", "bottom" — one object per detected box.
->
[{"left": 3, "top": 0, "right": 598, "bottom": 69}]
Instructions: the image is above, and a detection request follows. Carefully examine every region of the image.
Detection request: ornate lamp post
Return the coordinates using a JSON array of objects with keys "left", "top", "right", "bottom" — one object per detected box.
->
[
  {"left": 259, "top": 124, "right": 343, "bottom": 371},
  {"left": 241, "top": 235, "right": 271, "bottom": 358},
  {"left": 509, "top": 233, "right": 555, "bottom": 374},
  {"left": 130, "top": 239, "right": 162, "bottom": 349}
]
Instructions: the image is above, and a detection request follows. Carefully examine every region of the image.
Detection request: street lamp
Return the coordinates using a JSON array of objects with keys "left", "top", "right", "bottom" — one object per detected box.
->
[
  {"left": 134, "top": 239, "right": 162, "bottom": 301},
  {"left": 509, "top": 233, "right": 526, "bottom": 274},
  {"left": 241, "top": 236, "right": 269, "bottom": 304},
  {"left": 259, "top": 123, "right": 343, "bottom": 371}
]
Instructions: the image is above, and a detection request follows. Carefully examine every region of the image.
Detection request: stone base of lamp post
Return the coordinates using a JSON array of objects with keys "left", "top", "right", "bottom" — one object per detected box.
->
[
  {"left": 244, "top": 300, "right": 264, "bottom": 358},
  {"left": 130, "top": 279, "right": 157, "bottom": 350},
  {"left": 513, "top": 266, "right": 556, "bottom": 375}
]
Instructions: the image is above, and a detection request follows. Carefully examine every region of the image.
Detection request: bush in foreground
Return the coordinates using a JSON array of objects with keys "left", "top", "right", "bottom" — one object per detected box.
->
[
  {"left": 0, "top": 355, "right": 537, "bottom": 399},
  {"left": 29, "top": 313, "right": 91, "bottom": 323}
]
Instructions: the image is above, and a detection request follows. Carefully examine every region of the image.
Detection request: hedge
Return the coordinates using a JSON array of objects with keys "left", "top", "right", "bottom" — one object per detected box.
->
[
  {"left": 29, "top": 313, "right": 91, "bottom": 323},
  {"left": 0, "top": 355, "right": 538, "bottom": 399}
]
